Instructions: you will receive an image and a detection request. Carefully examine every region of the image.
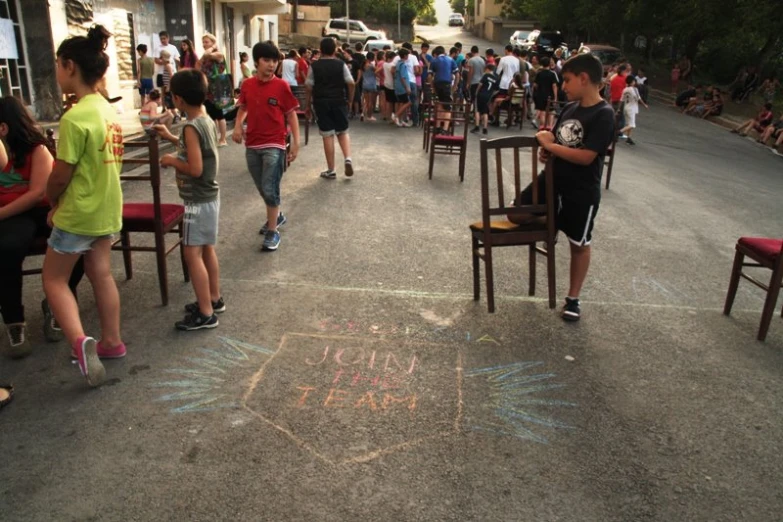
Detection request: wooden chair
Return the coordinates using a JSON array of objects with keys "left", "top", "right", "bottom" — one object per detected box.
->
[
  {"left": 291, "top": 85, "right": 310, "bottom": 146},
  {"left": 542, "top": 97, "right": 568, "bottom": 131},
  {"left": 470, "top": 136, "right": 557, "bottom": 313},
  {"left": 724, "top": 237, "right": 783, "bottom": 341},
  {"left": 112, "top": 135, "right": 188, "bottom": 306},
  {"left": 603, "top": 111, "right": 620, "bottom": 189},
  {"left": 428, "top": 101, "right": 470, "bottom": 182}
]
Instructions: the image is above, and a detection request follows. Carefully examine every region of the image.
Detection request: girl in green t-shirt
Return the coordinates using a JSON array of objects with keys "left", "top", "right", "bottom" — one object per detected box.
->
[{"left": 42, "top": 24, "right": 126, "bottom": 388}]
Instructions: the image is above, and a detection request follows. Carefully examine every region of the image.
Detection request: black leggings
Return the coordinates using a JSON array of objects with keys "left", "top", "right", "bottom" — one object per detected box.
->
[{"left": 0, "top": 206, "right": 84, "bottom": 324}]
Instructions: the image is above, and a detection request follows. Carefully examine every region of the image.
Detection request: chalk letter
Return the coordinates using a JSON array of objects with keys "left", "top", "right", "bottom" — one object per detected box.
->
[
  {"left": 335, "top": 347, "right": 365, "bottom": 366},
  {"left": 382, "top": 393, "right": 417, "bottom": 412},
  {"left": 332, "top": 368, "right": 345, "bottom": 384},
  {"left": 354, "top": 391, "right": 378, "bottom": 411},
  {"left": 384, "top": 352, "right": 404, "bottom": 373},
  {"left": 407, "top": 355, "right": 419, "bottom": 374},
  {"left": 477, "top": 335, "right": 500, "bottom": 345},
  {"left": 324, "top": 388, "right": 348, "bottom": 408},
  {"left": 351, "top": 372, "right": 381, "bottom": 387},
  {"left": 296, "top": 386, "right": 316, "bottom": 407},
  {"left": 305, "top": 345, "right": 329, "bottom": 365}
]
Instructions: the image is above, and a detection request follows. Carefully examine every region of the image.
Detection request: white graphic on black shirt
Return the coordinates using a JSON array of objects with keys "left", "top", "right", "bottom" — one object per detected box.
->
[{"left": 557, "top": 119, "right": 584, "bottom": 148}]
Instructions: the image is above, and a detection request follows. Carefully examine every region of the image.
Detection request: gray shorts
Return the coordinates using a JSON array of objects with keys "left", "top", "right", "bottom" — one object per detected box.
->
[{"left": 183, "top": 200, "right": 220, "bottom": 246}]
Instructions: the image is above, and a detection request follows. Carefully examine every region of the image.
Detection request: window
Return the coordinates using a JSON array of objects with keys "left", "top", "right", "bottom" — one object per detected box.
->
[
  {"left": 203, "top": 0, "right": 214, "bottom": 34},
  {"left": 349, "top": 22, "right": 362, "bottom": 32},
  {"left": 0, "top": 0, "right": 31, "bottom": 104},
  {"left": 330, "top": 20, "right": 346, "bottom": 30},
  {"left": 243, "top": 14, "right": 251, "bottom": 47}
]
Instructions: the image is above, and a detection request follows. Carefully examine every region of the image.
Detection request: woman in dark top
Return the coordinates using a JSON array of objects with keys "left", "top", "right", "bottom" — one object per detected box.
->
[{"left": 0, "top": 97, "right": 84, "bottom": 358}]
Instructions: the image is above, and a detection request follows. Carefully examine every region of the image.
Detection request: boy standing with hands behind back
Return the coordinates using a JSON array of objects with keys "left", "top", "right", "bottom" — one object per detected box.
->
[
  {"left": 233, "top": 41, "right": 300, "bottom": 252},
  {"left": 154, "top": 69, "right": 224, "bottom": 331},
  {"left": 511, "top": 53, "right": 614, "bottom": 322}
]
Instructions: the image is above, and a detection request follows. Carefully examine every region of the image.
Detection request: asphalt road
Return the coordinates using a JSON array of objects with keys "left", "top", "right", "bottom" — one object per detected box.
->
[{"left": 2, "top": 45, "right": 783, "bottom": 521}]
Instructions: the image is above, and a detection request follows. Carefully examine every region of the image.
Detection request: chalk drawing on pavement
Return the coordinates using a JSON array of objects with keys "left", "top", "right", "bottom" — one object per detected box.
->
[
  {"left": 465, "top": 362, "right": 577, "bottom": 444},
  {"left": 152, "top": 337, "right": 274, "bottom": 413}
]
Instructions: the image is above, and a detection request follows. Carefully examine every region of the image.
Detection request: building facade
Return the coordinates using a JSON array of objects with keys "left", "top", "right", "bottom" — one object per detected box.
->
[{"left": 8, "top": 0, "right": 287, "bottom": 120}]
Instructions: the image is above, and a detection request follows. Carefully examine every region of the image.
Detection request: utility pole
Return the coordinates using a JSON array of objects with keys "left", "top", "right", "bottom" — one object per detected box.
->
[
  {"left": 397, "top": 0, "right": 401, "bottom": 42},
  {"left": 346, "top": 0, "right": 351, "bottom": 44}
]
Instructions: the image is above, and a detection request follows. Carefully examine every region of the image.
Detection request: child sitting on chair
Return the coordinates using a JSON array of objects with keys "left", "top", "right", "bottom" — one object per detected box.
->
[{"left": 139, "top": 90, "right": 173, "bottom": 129}]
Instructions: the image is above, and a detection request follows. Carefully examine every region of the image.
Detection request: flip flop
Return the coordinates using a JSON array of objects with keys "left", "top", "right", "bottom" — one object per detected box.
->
[{"left": 0, "top": 384, "right": 14, "bottom": 410}]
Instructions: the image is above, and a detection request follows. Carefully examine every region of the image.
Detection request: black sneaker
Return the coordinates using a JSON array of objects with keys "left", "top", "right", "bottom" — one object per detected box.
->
[
  {"left": 259, "top": 212, "right": 287, "bottom": 235},
  {"left": 562, "top": 298, "right": 581, "bottom": 322},
  {"left": 482, "top": 128, "right": 488, "bottom": 135},
  {"left": 42, "top": 298, "right": 64, "bottom": 342},
  {"left": 470, "top": 126, "right": 480, "bottom": 134},
  {"left": 344, "top": 159, "right": 354, "bottom": 177},
  {"left": 184, "top": 297, "right": 226, "bottom": 315},
  {"left": 626, "top": 138, "right": 636, "bottom": 145},
  {"left": 175, "top": 310, "right": 219, "bottom": 331}
]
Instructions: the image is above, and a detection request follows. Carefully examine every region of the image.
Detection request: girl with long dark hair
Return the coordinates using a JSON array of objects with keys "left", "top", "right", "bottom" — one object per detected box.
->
[{"left": 180, "top": 39, "right": 198, "bottom": 69}]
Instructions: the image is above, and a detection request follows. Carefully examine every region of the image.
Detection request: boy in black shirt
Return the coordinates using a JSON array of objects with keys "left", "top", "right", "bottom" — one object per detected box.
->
[
  {"left": 471, "top": 64, "right": 499, "bottom": 135},
  {"left": 533, "top": 56, "right": 559, "bottom": 129},
  {"left": 511, "top": 53, "right": 615, "bottom": 321}
]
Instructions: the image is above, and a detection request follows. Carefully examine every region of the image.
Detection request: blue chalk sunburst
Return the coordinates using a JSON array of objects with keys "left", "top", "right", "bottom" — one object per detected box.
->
[
  {"left": 465, "top": 361, "right": 577, "bottom": 444},
  {"left": 152, "top": 337, "right": 274, "bottom": 413}
]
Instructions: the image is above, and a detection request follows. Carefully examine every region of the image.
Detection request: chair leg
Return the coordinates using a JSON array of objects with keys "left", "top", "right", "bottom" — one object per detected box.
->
[
  {"left": 723, "top": 249, "right": 744, "bottom": 315},
  {"left": 154, "top": 231, "right": 169, "bottom": 306},
  {"left": 422, "top": 121, "right": 428, "bottom": 150},
  {"left": 428, "top": 143, "right": 436, "bottom": 180},
  {"left": 484, "top": 245, "right": 495, "bottom": 313},
  {"left": 459, "top": 149, "right": 466, "bottom": 182},
  {"left": 120, "top": 231, "right": 132, "bottom": 280},
  {"left": 179, "top": 224, "right": 190, "bottom": 283},
  {"left": 528, "top": 244, "right": 536, "bottom": 296},
  {"left": 605, "top": 155, "right": 614, "bottom": 189},
  {"left": 472, "top": 236, "right": 480, "bottom": 301},
  {"left": 757, "top": 265, "right": 783, "bottom": 341},
  {"left": 547, "top": 240, "right": 557, "bottom": 309}
]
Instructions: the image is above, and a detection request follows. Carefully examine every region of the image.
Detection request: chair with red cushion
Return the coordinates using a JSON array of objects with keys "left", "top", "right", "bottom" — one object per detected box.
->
[
  {"left": 724, "top": 236, "right": 783, "bottom": 341},
  {"left": 291, "top": 86, "right": 310, "bottom": 146},
  {"left": 470, "top": 136, "right": 557, "bottom": 312},
  {"left": 112, "top": 136, "right": 188, "bottom": 306},
  {"left": 428, "top": 101, "right": 470, "bottom": 182}
]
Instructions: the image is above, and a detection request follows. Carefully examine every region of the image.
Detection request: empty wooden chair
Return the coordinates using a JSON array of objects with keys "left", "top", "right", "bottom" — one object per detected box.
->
[
  {"left": 428, "top": 101, "right": 470, "bottom": 182},
  {"left": 724, "top": 236, "right": 783, "bottom": 341},
  {"left": 291, "top": 85, "right": 310, "bottom": 146},
  {"left": 112, "top": 135, "right": 188, "bottom": 306},
  {"left": 471, "top": 136, "right": 557, "bottom": 313}
]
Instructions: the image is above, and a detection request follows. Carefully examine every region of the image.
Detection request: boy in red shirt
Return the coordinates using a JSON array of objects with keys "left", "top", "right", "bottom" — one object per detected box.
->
[
  {"left": 610, "top": 64, "right": 628, "bottom": 136},
  {"left": 233, "top": 41, "right": 300, "bottom": 251}
]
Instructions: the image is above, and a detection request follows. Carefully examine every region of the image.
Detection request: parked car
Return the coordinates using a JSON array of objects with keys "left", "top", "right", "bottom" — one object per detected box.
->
[
  {"left": 578, "top": 44, "right": 624, "bottom": 73},
  {"left": 364, "top": 39, "right": 395, "bottom": 53},
  {"left": 509, "top": 30, "right": 531, "bottom": 48},
  {"left": 523, "top": 30, "right": 568, "bottom": 57},
  {"left": 322, "top": 18, "right": 386, "bottom": 43},
  {"left": 448, "top": 13, "right": 464, "bottom": 26}
]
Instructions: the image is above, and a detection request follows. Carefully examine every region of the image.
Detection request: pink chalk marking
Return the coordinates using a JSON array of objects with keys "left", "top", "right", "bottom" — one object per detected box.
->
[
  {"left": 332, "top": 368, "right": 344, "bottom": 384},
  {"left": 351, "top": 372, "right": 381, "bottom": 387},
  {"left": 305, "top": 345, "right": 329, "bottom": 365},
  {"left": 368, "top": 350, "right": 376, "bottom": 370}
]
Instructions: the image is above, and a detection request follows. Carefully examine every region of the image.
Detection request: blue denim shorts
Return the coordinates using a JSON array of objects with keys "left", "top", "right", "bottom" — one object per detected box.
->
[
  {"left": 246, "top": 147, "right": 285, "bottom": 207},
  {"left": 48, "top": 227, "right": 115, "bottom": 255}
]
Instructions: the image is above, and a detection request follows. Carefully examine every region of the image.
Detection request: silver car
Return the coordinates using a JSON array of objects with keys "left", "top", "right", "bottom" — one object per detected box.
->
[{"left": 509, "top": 30, "right": 531, "bottom": 48}]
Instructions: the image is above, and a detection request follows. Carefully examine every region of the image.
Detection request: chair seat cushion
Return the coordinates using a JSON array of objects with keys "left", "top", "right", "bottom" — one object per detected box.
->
[
  {"left": 738, "top": 237, "right": 783, "bottom": 261},
  {"left": 470, "top": 220, "right": 520, "bottom": 232},
  {"left": 123, "top": 203, "right": 184, "bottom": 230},
  {"left": 433, "top": 134, "right": 465, "bottom": 143}
]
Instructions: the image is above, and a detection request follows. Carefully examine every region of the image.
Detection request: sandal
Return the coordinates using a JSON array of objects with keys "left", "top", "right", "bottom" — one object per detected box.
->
[{"left": 0, "top": 384, "right": 14, "bottom": 410}]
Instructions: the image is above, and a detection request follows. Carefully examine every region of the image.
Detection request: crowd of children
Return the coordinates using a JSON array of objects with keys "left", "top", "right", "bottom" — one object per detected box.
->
[{"left": 1, "top": 32, "right": 623, "bottom": 398}]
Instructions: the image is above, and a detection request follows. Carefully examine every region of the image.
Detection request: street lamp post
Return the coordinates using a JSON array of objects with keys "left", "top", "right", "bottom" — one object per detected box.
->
[
  {"left": 346, "top": 0, "right": 351, "bottom": 44},
  {"left": 397, "top": 0, "right": 401, "bottom": 42}
]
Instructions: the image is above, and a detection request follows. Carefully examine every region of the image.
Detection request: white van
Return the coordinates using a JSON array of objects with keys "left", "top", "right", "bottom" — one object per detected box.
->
[{"left": 322, "top": 18, "right": 386, "bottom": 43}]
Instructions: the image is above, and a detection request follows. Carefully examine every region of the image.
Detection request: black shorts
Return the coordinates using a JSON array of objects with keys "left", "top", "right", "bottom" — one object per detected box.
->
[
  {"left": 518, "top": 172, "right": 599, "bottom": 247},
  {"left": 204, "top": 99, "right": 226, "bottom": 121},
  {"left": 434, "top": 82, "right": 452, "bottom": 103},
  {"left": 476, "top": 94, "right": 491, "bottom": 115},
  {"left": 156, "top": 74, "right": 164, "bottom": 88},
  {"left": 384, "top": 87, "right": 396, "bottom": 103},
  {"left": 396, "top": 93, "right": 410, "bottom": 104},
  {"left": 314, "top": 101, "right": 349, "bottom": 136},
  {"left": 534, "top": 96, "right": 548, "bottom": 111},
  {"left": 469, "top": 84, "right": 480, "bottom": 101}
]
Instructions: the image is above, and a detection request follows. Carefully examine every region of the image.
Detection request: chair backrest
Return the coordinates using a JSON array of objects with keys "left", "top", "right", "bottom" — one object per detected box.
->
[
  {"left": 291, "top": 85, "right": 308, "bottom": 109},
  {"left": 122, "top": 135, "right": 164, "bottom": 224},
  {"left": 478, "top": 136, "right": 556, "bottom": 234},
  {"left": 434, "top": 101, "right": 470, "bottom": 138}
]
